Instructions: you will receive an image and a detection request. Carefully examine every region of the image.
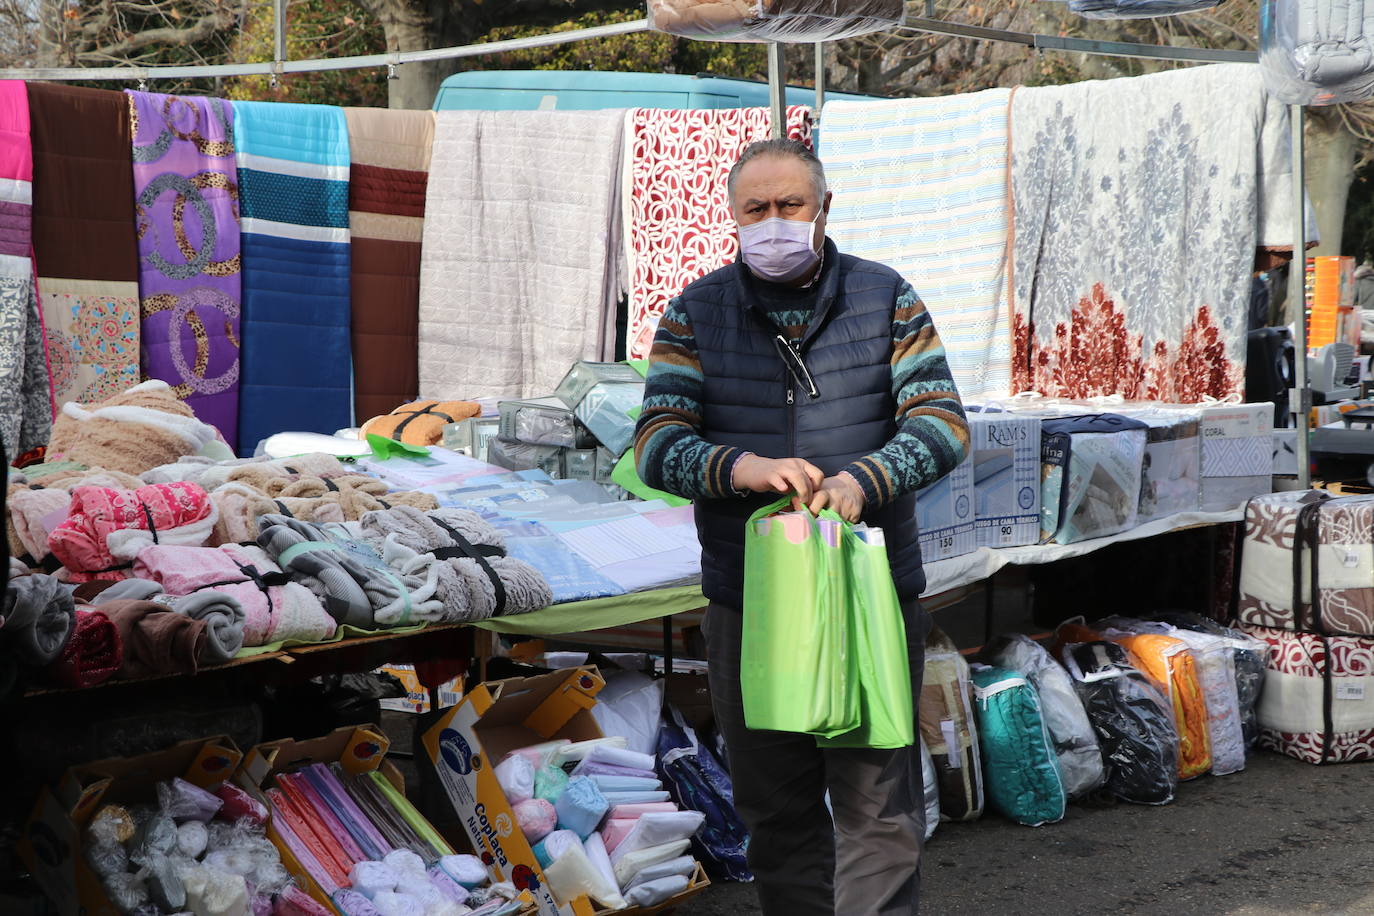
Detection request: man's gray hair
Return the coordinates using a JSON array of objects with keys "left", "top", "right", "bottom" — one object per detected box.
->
[{"left": 727, "top": 139, "right": 828, "bottom": 203}]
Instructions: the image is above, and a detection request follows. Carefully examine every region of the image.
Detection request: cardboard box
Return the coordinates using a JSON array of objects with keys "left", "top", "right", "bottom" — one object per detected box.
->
[
  {"left": 22, "top": 736, "right": 243, "bottom": 916},
  {"left": 1194, "top": 402, "right": 1275, "bottom": 511},
  {"left": 915, "top": 454, "right": 975, "bottom": 561},
  {"left": 423, "top": 667, "right": 606, "bottom": 916},
  {"left": 969, "top": 413, "right": 1042, "bottom": 548},
  {"left": 237, "top": 725, "right": 413, "bottom": 914},
  {"left": 377, "top": 663, "right": 465, "bottom": 714}
]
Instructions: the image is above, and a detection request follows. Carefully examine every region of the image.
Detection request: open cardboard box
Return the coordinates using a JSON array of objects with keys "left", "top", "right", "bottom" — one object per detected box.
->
[
  {"left": 421, "top": 666, "right": 710, "bottom": 916},
  {"left": 20, "top": 735, "right": 244, "bottom": 916}
]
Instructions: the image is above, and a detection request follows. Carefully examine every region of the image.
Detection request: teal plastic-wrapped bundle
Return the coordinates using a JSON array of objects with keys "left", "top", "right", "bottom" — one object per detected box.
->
[{"left": 970, "top": 665, "right": 1067, "bottom": 827}]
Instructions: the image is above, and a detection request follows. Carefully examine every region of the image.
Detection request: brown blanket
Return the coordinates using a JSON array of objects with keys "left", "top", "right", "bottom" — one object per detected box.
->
[
  {"left": 345, "top": 108, "right": 433, "bottom": 422},
  {"left": 26, "top": 83, "right": 141, "bottom": 410},
  {"left": 100, "top": 598, "right": 206, "bottom": 679}
]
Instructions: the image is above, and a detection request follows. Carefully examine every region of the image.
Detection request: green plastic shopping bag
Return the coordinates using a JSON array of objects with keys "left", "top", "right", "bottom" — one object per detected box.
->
[
  {"left": 741, "top": 498, "right": 859, "bottom": 738},
  {"left": 817, "top": 525, "right": 915, "bottom": 749}
]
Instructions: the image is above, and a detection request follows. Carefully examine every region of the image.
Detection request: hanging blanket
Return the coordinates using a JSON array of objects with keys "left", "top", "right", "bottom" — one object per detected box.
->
[
  {"left": 0, "top": 80, "right": 52, "bottom": 452},
  {"left": 344, "top": 107, "right": 432, "bottom": 422},
  {"left": 28, "top": 84, "right": 141, "bottom": 410},
  {"left": 419, "top": 110, "right": 625, "bottom": 399},
  {"left": 820, "top": 90, "right": 1013, "bottom": 399},
  {"left": 624, "top": 106, "right": 812, "bottom": 360},
  {"left": 233, "top": 101, "right": 352, "bottom": 453},
  {"left": 1010, "top": 64, "right": 1305, "bottom": 401}
]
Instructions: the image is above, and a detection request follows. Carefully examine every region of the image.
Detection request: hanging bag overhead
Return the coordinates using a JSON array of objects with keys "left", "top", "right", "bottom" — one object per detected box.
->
[
  {"left": 1261, "top": 0, "right": 1374, "bottom": 105},
  {"left": 647, "top": 0, "right": 904, "bottom": 42}
]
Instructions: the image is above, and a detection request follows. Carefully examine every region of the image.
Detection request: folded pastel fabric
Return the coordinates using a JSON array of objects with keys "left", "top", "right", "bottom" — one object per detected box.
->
[
  {"left": 49, "top": 482, "right": 216, "bottom": 582},
  {"left": 554, "top": 777, "right": 609, "bottom": 840},
  {"left": 169, "top": 590, "right": 245, "bottom": 663},
  {"left": 611, "top": 839, "right": 691, "bottom": 888},
  {"left": 360, "top": 400, "right": 481, "bottom": 447},
  {"left": 500, "top": 740, "right": 570, "bottom": 772},
  {"left": 600, "top": 791, "right": 671, "bottom": 806},
  {"left": 573, "top": 761, "right": 657, "bottom": 781},
  {"left": 590, "top": 776, "right": 661, "bottom": 793},
  {"left": 552, "top": 738, "right": 629, "bottom": 766},
  {"left": 257, "top": 514, "right": 443, "bottom": 628},
  {"left": 534, "top": 765, "right": 570, "bottom": 804},
  {"left": 495, "top": 753, "right": 535, "bottom": 805},
  {"left": 601, "top": 818, "right": 637, "bottom": 854},
  {"left": 426, "top": 865, "right": 470, "bottom": 905},
  {"left": 46, "top": 606, "right": 121, "bottom": 688},
  {"left": 624, "top": 855, "right": 695, "bottom": 891},
  {"left": 100, "top": 598, "right": 206, "bottom": 677},
  {"left": 608, "top": 812, "right": 704, "bottom": 865},
  {"left": 360, "top": 505, "right": 551, "bottom": 621},
  {"left": 579, "top": 746, "right": 656, "bottom": 773},
  {"left": 608, "top": 803, "right": 677, "bottom": 821},
  {"left": 45, "top": 380, "right": 221, "bottom": 476},
  {"left": 513, "top": 798, "right": 558, "bottom": 843},
  {"left": 437, "top": 855, "right": 487, "bottom": 888},
  {"left": 3, "top": 571, "right": 76, "bottom": 665},
  {"left": 582, "top": 833, "right": 624, "bottom": 907},
  {"left": 334, "top": 890, "right": 383, "bottom": 916},
  {"left": 533, "top": 829, "right": 580, "bottom": 869},
  {"left": 625, "top": 874, "right": 690, "bottom": 907}
]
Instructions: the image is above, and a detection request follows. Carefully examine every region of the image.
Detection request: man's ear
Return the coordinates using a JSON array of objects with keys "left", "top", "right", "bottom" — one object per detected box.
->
[{"left": 823, "top": 191, "right": 833, "bottom": 215}]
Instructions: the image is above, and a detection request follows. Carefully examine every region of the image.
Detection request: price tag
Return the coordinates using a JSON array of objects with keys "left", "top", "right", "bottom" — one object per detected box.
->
[{"left": 1336, "top": 683, "right": 1366, "bottom": 702}]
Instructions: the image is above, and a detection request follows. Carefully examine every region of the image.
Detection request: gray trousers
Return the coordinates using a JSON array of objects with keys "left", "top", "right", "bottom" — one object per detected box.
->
[{"left": 703, "top": 600, "right": 930, "bottom": 916}]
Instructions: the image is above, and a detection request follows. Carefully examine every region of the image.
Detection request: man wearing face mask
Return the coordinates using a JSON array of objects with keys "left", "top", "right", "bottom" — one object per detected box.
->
[{"left": 634, "top": 139, "right": 969, "bottom": 914}]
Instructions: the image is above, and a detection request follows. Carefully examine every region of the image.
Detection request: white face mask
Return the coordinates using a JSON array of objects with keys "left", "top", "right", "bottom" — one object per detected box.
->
[{"left": 737, "top": 211, "right": 821, "bottom": 284}]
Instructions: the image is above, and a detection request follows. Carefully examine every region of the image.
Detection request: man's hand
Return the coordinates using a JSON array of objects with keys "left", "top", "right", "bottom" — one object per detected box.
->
[
  {"left": 732, "top": 455, "right": 825, "bottom": 506},
  {"left": 807, "top": 472, "right": 866, "bottom": 523}
]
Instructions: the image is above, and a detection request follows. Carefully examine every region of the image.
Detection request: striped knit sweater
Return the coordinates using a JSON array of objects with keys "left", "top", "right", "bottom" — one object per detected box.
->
[{"left": 635, "top": 280, "right": 969, "bottom": 508}]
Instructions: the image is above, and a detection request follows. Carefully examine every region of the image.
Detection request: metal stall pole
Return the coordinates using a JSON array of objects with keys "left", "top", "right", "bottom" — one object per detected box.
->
[
  {"left": 814, "top": 42, "right": 825, "bottom": 113},
  {"left": 768, "top": 42, "right": 787, "bottom": 139},
  {"left": 272, "top": 0, "right": 287, "bottom": 88},
  {"left": 1290, "top": 103, "right": 1312, "bottom": 489}
]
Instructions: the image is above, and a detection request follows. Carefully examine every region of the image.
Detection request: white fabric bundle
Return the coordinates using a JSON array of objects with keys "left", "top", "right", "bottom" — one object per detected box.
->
[
  {"left": 350, "top": 860, "right": 401, "bottom": 899},
  {"left": 573, "top": 745, "right": 656, "bottom": 774},
  {"left": 608, "top": 813, "right": 704, "bottom": 865},
  {"left": 583, "top": 833, "right": 623, "bottom": 904},
  {"left": 373, "top": 891, "right": 427, "bottom": 916},
  {"left": 439, "top": 854, "right": 488, "bottom": 888},
  {"left": 544, "top": 837, "right": 627, "bottom": 910},
  {"left": 495, "top": 754, "right": 536, "bottom": 805},
  {"left": 612, "top": 839, "right": 691, "bottom": 888},
  {"left": 625, "top": 875, "right": 690, "bottom": 907},
  {"left": 601, "top": 791, "right": 671, "bottom": 806},
  {"left": 625, "top": 855, "right": 695, "bottom": 891},
  {"left": 552, "top": 737, "right": 629, "bottom": 766}
]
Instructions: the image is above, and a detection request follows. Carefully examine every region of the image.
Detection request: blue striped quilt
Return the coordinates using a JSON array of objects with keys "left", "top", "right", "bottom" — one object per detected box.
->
[
  {"left": 819, "top": 89, "right": 1014, "bottom": 400},
  {"left": 234, "top": 101, "right": 352, "bottom": 454}
]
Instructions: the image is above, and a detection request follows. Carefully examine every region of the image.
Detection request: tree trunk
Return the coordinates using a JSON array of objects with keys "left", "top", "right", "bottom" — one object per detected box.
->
[{"left": 1305, "top": 109, "right": 1358, "bottom": 257}]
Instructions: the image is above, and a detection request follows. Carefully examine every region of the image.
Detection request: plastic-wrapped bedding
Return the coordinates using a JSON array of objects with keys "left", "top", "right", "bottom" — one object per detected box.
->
[
  {"left": 1039, "top": 415, "right": 1149, "bottom": 545},
  {"left": 646, "top": 0, "right": 904, "bottom": 42},
  {"left": 1167, "top": 630, "right": 1246, "bottom": 775},
  {"left": 1061, "top": 641, "right": 1180, "bottom": 806},
  {"left": 1068, "top": 0, "right": 1220, "bottom": 20},
  {"left": 970, "top": 665, "right": 1066, "bottom": 827},
  {"left": 1109, "top": 632, "right": 1212, "bottom": 780},
  {"left": 1260, "top": 0, "right": 1374, "bottom": 105},
  {"left": 1152, "top": 611, "right": 1270, "bottom": 750},
  {"left": 919, "top": 737, "right": 940, "bottom": 841},
  {"left": 982, "top": 634, "right": 1104, "bottom": 799},
  {"left": 919, "top": 627, "right": 984, "bottom": 822}
]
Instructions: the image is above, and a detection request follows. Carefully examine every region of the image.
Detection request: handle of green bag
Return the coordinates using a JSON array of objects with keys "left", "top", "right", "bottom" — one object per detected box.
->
[{"left": 747, "top": 495, "right": 800, "bottom": 526}]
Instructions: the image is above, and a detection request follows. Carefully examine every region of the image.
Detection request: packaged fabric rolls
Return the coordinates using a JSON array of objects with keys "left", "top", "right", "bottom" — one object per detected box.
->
[{"left": 1040, "top": 414, "right": 1149, "bottom": 544}]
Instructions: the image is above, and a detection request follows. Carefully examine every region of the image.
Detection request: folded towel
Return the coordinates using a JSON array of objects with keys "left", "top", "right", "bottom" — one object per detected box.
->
[
  {"left": 3, "top": 571, "right": 76, "bottom": 664},
  {"left": 170, "top": 591, "right": 246, "bottom": 663},
  {"left": 611, "top": 839, "right": 692, "bottom": 889},
  {"left": 624, "top": 874, "right": 690, "bottom": 907},
  {"left": 360, "top": 505, "right": 551, "bottom": 621},
  {"left": 608, "top": 812, "right": 704, "bottom": 866},
  {"left": 46, "top": 606, "right": 122, "bottom": 688},
  {"left": 624, "top": 854, "right": 695, "bottom": 891},
  {"left": 85, "top": 577, "right": 164, "bottom": 603},
  {"left": 360, "top": 400, "right": 481, "bottom": 447},
  {"left": 100, "top": 598, "right": 207, "bottom": 678}
]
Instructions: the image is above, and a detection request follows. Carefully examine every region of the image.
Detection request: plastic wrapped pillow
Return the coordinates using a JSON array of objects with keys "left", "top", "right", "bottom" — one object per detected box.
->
[
  {"left": 439, "top": 854, "right": 488, "bottom": 888},
  {"left": 494, "top": 754, "right": 536, "bottom": 806},
  {"left": 104, "top": 872, "right": 149, "bottom": 912},
  {"left": 534, "top": 829, "right": 581, "bottom": 869},
  {"left": 85, "top": 841, "right": 129, "bottom": 879},
  {"left": 608, "top": 812, "right": 705, "bottom": 865},
  {"left": 182, "top": 865, "right": 250, "bottom": 916},
  {"left": 554, "top": 777, "right": 610, "bottom": 840},
  {"left": 611, "top": 839, "right": 692, "bottom": 888},
  {"left": 88, "top": 804, "right": 137, "bottom": 845},
  {"left": 625, "top": 874, "right": 691, "bottom": 907},
  {"left": 625, "top": 855, "right": 695, "bottom": 890},
  {"left": 204, "top": 848, "right": 257, "bottom": 877},
  {"left": 158, "top": 778, "right": 225, "bottom": 824},
  {"left": 351, "top": 860, "right": 401, "bottom": 899},
  {"left": 395, "top": 879, "right": 450, "bottom": 914},
  {"left": 513, "top": 798, "right": 559, "bottom": 843},
  {"left": 133, "top": 812, "right": 179, "bottom": 861},
  {"left": 543, "top": 837, "right": 627, "bottom": 910},
  {"left": 534, "top": 765, "right": 570, "bottom": 804},
  {"left": 383, "top": 849, "right": 429, "bottom": 880},
  {"left": 262, "top": 432, "right": 370, "bottom": 460},
  {"left": 177, "top": 820, "right": 210, "bottom": 859}
]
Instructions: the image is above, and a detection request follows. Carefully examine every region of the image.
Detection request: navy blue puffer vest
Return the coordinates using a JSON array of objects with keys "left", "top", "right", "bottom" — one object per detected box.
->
[{"left": 680, "top": 238, "right": 925, "bottom": 609}]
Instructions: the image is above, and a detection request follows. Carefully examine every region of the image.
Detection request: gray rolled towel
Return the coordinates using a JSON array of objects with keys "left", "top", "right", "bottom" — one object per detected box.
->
[
  {"left": 88, "top": 578, "right": 166, "bottom": 604},
  {"left": 168, "top": 591, "right": 246, "bottom": 663},
  {"left": 360, "top": 506, "right": 551, "bottom": 621},
  {"left": 257, "top": 514, "right": 443, "bottom": 629},
  {"left": 3, "top": 572, "right": 76, "bottom": 665}
]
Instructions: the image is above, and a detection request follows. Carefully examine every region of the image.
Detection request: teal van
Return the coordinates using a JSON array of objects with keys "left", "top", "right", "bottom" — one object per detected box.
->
[{"left": 432, "top": 70, "right": 874, "bottom": 111}]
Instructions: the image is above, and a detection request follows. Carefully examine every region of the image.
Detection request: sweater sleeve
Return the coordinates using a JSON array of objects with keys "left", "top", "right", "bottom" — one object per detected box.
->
[
  {"left": 633, "top": 298, "right": 749, "bottom": 501},
  {"left": 841, "top": 282, "right": 970, "bottom": 509}
]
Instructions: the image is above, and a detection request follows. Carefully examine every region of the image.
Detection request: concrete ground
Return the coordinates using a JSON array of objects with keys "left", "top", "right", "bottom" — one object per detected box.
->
[{"left": 683, "top": 747, "right": 1374, "bottom": 916}]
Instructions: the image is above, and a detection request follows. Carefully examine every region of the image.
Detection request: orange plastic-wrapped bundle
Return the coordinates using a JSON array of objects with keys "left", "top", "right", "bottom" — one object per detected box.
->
[
  {"left": 647, "top": 0, "right": 904, "bottom": 42},
  {"left": 359, "top": 400, "right": 480, "bottom": 447},
  {"left": 1111, "top": 633, "right": 1212, "bottom": 781}
]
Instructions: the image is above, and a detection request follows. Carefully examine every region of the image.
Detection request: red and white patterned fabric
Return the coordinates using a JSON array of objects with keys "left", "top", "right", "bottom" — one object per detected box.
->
[
  {"left": 1241, "top": 622, "right": 1374, "bottom": 765},
  {"left": 49, "top": 482, "right": 216, "bottom": 583},
  {"left": 624, "top": 106, "right": 813, "bottom": 360}
]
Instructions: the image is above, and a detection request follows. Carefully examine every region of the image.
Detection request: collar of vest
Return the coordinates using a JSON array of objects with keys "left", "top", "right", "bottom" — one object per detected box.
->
[{"left": 733, "top": 237, "right": 843, "bottom": 351}]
